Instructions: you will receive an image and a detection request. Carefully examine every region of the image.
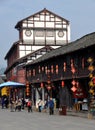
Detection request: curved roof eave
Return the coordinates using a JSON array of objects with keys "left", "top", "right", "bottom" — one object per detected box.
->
[
  {"left": 4, "top": 40, "right": 21, "bottom": 59},
  {"left": 26, "top": 32, "right": 95, "bottom": 66}
]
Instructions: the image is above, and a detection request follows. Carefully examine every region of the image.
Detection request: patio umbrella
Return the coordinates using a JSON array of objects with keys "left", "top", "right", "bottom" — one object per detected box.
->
[{"left": 0, "top": 81, "right": 25, "bottom": 88}]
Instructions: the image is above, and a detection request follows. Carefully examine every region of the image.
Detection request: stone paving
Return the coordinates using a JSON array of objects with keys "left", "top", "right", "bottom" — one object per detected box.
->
[{"left": 0, "top": 108, "right": 95, "bottom": 130}]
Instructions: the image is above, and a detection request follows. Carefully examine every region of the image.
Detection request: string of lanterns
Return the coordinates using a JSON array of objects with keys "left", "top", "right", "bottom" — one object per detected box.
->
[
  {"left": 70, "top": 59, "right": 77, "bottom": 92},
  {"left": 26, "top": 81, "right": 31, "bottom": 97},
  {"left": 87, "top": 57, "right": 95, "bottom": 95}
]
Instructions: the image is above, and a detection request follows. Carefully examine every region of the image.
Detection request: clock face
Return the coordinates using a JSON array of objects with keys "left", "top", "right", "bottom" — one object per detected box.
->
[
  {"left": 58, "top": 31, "right": 64, "bottom": 37},
  {"left": 25, "top": 29, "right": 32, "bottom": 37}
]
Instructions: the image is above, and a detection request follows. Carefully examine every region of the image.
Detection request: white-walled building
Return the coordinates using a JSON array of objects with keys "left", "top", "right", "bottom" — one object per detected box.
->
[{"left": 15, "top": 8, "right": 70, "bottom": 59}]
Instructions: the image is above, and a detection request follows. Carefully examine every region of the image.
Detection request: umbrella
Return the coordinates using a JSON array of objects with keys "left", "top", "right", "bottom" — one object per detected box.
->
[{"left": 0, "top": 81, "right": 25, "bottom": 88}]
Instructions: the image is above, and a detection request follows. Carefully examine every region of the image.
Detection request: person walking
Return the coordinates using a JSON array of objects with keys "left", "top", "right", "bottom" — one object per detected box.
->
[
  {"left": 27, "top": 99, "right": 32, "bottom": 113},
  {"left": 38, "top": 98, "right": 42, "bottom": 112},
  {"left": 21, "top": 98, "right": 25, "bottom": 109},
  {"left": 48, "top": 98, "right": 54, "bottom": 115},
  {"left": 17, "top": 99, "right": 22, "bottom": 111},
  {"left": 4, "top": 97, "right": 9, "bottom": 108},
  {"left": 10, "top": 98, "right": 14, "bottom": 112},
  {"left": 1, "top": 97, "right": 4, "bottom": 109}
]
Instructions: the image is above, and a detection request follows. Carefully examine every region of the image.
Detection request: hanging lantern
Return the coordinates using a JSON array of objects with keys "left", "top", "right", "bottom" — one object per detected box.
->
[
  {"left": 26, "top": 92, "right": 30, "bottom": 96},
  {"left": 89, "top": 89, "right": 94, "bottom": 94},
  {"left": 88, "top": 65, "right": 94, "bottom": 71},
  {"left": 71, "top": 67, "right": 76, "bottom": 74},
  {"left": 89, "top": 81, "right": 94, "bottom": 87},
  {"left": 41, "top": 82, "right": 44, "bottom": 88},
  {"left": 26, "top": 81, "right": 29, "bottom": 87},
  {"left": 51, "top": 65, "right": 54, "bottom": 74},
  {"left": 47, "top": 86, "right": 51, "bottom": 90},
  {"left": 56, "top": 65, "right": 58, "bottom": 74},
  {"left": 87, "top": 57, "right": 93, "bottom": 63},
  {"left": 71, "top": 80, "right": 76, "bottom": 86},
  {"left": 26, "top": 88, "right": 30, "bottom": 96},
  {"left": 42, "top": 66, "right": 44, "bottom": 71},
  {"left": 71, "top": 85, "right": 77, "bottom": 92},
  {"left": 47, "top": 80, "right": 51, "bottom": 84},
  {"left": 71, "top": 63, "right": 74, "bottom": 68},
  {"left": 26, "top": 87, "right": 29, "bottom": 91},
  {"left": 89, "top": 73, "right": 93, "bottom": 78},
  {"left": 63, "top": 62, "right": 66, "bottom": 72},
  {"left": 61, "top": 81, "right": 65, "bottom": 87}
]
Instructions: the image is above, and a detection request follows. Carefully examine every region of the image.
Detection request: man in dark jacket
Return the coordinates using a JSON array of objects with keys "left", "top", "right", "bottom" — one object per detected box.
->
[{"left": 48, "top": 98, "right": 54, "bottom": 115}]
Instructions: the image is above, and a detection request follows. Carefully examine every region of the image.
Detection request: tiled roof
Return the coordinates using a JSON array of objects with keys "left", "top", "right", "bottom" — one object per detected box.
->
[{"left": 26, "top": 32, "right": 95, "bottom": 65}]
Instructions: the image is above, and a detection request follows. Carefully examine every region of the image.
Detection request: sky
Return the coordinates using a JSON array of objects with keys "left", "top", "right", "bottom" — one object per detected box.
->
[{"left": 0, "top": 0, "right": 95, "bottom": 67}]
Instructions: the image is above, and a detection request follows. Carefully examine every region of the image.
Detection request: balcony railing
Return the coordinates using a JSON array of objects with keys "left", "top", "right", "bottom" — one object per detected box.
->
[{"left": 27, "top": 67, "right": 89, "bottom": 83}]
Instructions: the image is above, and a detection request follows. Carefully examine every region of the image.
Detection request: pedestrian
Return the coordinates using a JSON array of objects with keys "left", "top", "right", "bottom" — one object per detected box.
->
[
  {"left": 37, "top": 98, "right": 42, "bottom": 112},
  {"left": 44, "top": 99, "right": 48, "bottom": 109},
  {"left": 27, "top": 99, "right": 32, "bottom": 112},
  {"left": 4, "top": 97, "right": 9, "bottom": 108},
  {"left": 17, "top": 99, "right": 22, "bottom": 111},
  {"left": 48, "top": 98, "right": 54, "bottom": 115},
  {"left": 1, "top": 97, "right": 4, "bottom": 109},
  {"left": 21, "top": 98, "right": 25, "bottom": 109},
  {"left": 25, "top": 98, "right": 29, "bottom": 107},
  {"left": 15, "top": 99, "right": 18, "bottom": 111},
  {"left": 10, "top": 98, "right": 14, "bottom": 112}
]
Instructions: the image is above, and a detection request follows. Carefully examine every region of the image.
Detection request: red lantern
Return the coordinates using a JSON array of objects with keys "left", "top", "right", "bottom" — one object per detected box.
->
[
  {"left": 41, "top": 83, "right": 44, "bottom": 88},
  {"left": 61, "top": 81, "right": 65, "bottom": 87},
  {"left": 71, "top": 80, "right": 76, "bottom": 86},
  {"left": 71, "top": 85, "right": 77, "bottom": 92},
  {"left": 27, "top": 92, "right": 30, "bottom": 96},
  {"left": 63, "top": 62, "right": 66, "bottom": 72},
  {"left": 47, "top": 80, "right": 51, "bottom": 84},
  {"left": 71, "top": 67, "right": 76, "bottom": 74},
  {"left": 47, "top": 86, "right": 51, "bottom": 90}
]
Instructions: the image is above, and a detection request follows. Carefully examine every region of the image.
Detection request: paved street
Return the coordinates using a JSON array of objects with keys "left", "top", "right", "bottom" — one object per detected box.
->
[{"left": 0, "top": 108, "right": 95, "bottom": 130}]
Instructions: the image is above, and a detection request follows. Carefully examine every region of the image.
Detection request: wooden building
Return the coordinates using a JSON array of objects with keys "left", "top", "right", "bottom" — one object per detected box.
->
[
  {"left": 4, "top": 9, "right": 70, "bottom": 98},
  {"left": 25, "top": 32, "right": 95, "bottom": 111}
]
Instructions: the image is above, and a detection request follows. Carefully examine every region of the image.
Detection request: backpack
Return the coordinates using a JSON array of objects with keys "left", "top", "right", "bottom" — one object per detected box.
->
[{"left": 27, "top": 101, "right": 31, "bottom": 106}]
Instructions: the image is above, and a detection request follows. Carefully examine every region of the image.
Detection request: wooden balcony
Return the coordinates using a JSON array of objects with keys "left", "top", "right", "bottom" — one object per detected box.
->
[{"left": 27, "top": 67, "right": 89, "bottom": 84}]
